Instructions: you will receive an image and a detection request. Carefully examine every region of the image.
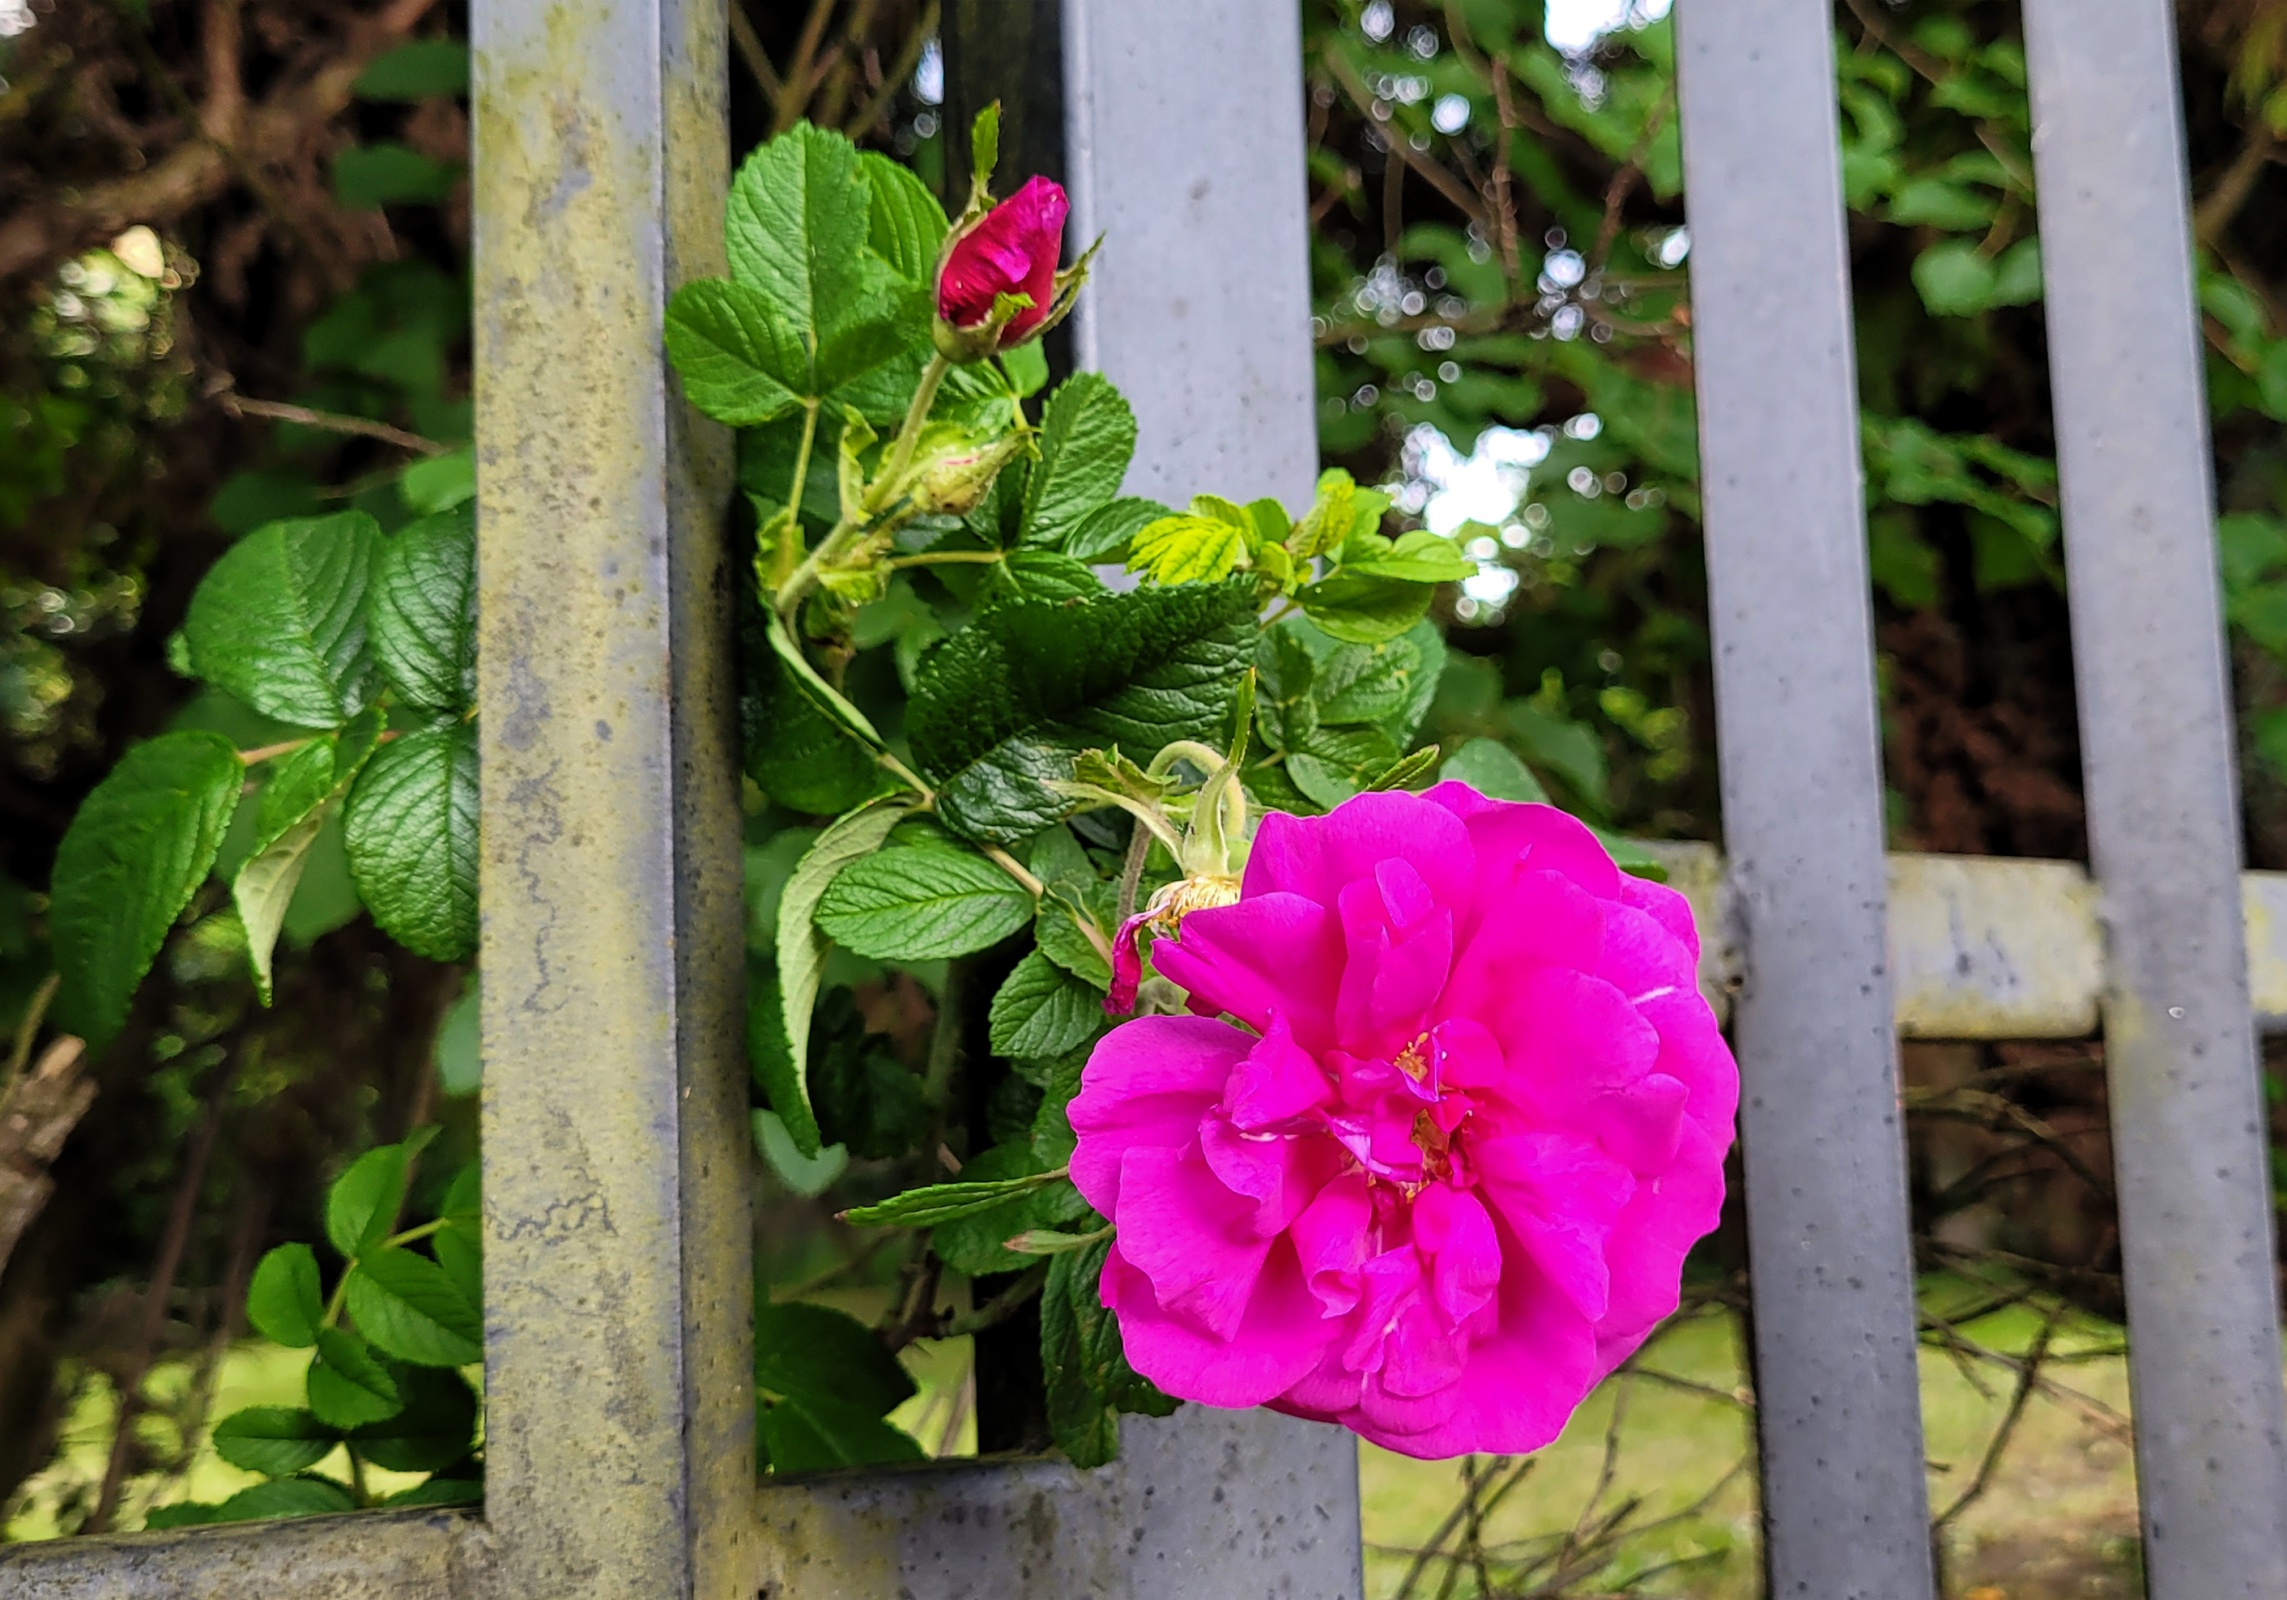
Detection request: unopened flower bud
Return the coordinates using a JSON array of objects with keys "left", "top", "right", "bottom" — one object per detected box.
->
[{"left": 934, "top": 176, "right": 1068, "bottom": 359}]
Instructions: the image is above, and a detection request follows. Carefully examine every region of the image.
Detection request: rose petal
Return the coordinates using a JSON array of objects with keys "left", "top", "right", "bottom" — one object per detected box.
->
[{"left": 1069, "top": 1016, "right": 1249, "bottom": 1217}]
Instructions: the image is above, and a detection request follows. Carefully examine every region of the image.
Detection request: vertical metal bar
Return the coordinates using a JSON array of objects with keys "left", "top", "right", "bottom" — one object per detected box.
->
[
  {"left": 472, "top": 2, "right": 753, "bottom": 1597},
  {"left": 1062, "top": 0, "right": 1320, "bottom": 512},
  {"left": 1058, "top": 2, "right": 1362, "bottom": 1593},
  {"left": 2020, "top": 5, "right": 2287, "bottom": 1593},
  {"left": 1671, "top": 5, "right": 1937, "bottom": 1597}
]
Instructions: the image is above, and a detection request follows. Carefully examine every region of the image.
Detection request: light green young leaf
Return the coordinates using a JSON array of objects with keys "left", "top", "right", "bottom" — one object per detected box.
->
[
  {"left": 184, "top": 512, "right": 382, "bottom": 727},
  {"left": 50, "top": 731, "right": 244, "bottom": 1042},
  {"left": 771, "top": 797, "right": 911, "bottom": 1158},
  {"left": 211, "top": 1408, "right": 338, "bottom": 1478},
  {"left": 1288, "top": 469, "right": 1357, "bottom": 561},
  {"left": 246, "top": 1243, "right": 324, "bottom": 1349},
  {"left": 306, "top": 1328, "right": 402, "bottom": 1429},
  {"left": 346, "top": 1248, "right": 483, "bottom": 1367},
  {"left": 815, "top": 847, "right": 1035, "bottom": 960},
  {"left": 398, "top": 447, "right": 474, "bottom": 514},
  {"left": 1062, "top": 495, "right": 1175, "bottom": 563},
  {"left": 370, "top": 505, "right": 477, "bottom": 714},
  {"left": 1021, "top": 373, "right": 1136, "bottom": 547},
  {"left": 344, "top": 722, "right": 478, "bottom": 962},
  {"left": 1126, "top": 513, "right": 1249, "bottom": 586},
  {"left": 1293, "top": 571, "right": 1435, "bottom": 645},
  {"left": 1339, "top": 529, "right": 1476, "bottom": 583},
  {"left": 988, "top": 950, "right": 1103, "bottom": 1057},
  {"left": 840, "top": 1166, "right": 1069, "bottom": 1228}
]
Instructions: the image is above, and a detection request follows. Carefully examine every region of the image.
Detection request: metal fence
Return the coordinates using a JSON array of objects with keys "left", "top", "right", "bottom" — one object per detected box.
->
[{"left": 6, "top": 0, "right": 2285, "bottom": 1596}]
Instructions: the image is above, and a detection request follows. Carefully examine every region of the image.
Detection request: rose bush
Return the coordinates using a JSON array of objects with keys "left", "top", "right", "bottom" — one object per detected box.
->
[{"left": 1069, "top": 785, "right": 1737, "bottom": 1457}]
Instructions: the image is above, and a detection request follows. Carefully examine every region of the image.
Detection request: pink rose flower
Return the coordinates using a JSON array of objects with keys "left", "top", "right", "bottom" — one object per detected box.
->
[
  {"left": 1067, "top": 785, "right": 1738, "bottom": 1459},
  {"left": 936, "top": 175, "right": 1068, "bottom": 346}
]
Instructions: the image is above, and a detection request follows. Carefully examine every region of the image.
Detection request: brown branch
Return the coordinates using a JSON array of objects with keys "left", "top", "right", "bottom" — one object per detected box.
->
[
  {"left": 1589, "top": 85, "right": 1674, "bottom": 274},
  {"left": 220, "top": 394, "right": 450, "bottom": 455},
  {"left": 1322, "top": 47, "right": 1486, "bottom": 227},
  {"left": 845, "top": 0, "right": 938, "bottom": 142},
  {"left": 772, "top": 0, "right": 840, "bottom": 134},
  {"left": 2196, "top": 124, "right": 2280, "bottom": 244},
  {"left": 86, "top": 1055, "right": 236, "bottom": 1533},
  {"left": 729, "top": 1, "right": 785, "bottom": 102},
  {"left": 1935, "top": 1298, "right": 2064, "bottom": 1529},
  {"left": 0, "top": 0, "right": 445, "bottom": 283},
  {"left": 0, "top": 1036, "right": 92, "bottom": 1283}
]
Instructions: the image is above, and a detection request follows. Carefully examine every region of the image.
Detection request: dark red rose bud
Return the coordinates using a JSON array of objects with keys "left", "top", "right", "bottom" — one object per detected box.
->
[{"left": 935, "top": 176, "right": 1069, "bottom": 348}]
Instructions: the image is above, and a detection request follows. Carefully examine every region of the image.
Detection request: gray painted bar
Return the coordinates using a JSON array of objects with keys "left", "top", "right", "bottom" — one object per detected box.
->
[
  {"left": 1671, "top": 2, "right": 1936, "bottom": 1595},
  {"left": 2020, "top": 3, "right": 2287, "bottom": 1593},
  {"left": 471, "top": 0, "right": 755, "bottom": 1596}
]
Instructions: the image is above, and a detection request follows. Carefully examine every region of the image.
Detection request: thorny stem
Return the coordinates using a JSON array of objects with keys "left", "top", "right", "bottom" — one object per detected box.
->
[
  {"left": 774, "top": 354, "right": 949, "bottom": 628},
  {"left": 1116, "top": 819, "right": 1153, "bottom": 927}
]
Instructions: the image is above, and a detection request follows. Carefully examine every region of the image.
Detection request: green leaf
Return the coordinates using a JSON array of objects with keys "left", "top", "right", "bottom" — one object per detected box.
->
[
  {"left": 236, "top": 718, "right": 382, "bottom": 1004},
  {"left": 1289, "top": 469, "right": 1357, "bottom": 561},
  {"left": 212, "top": 1407, "right": 337, "bottom": 1478},
  {"left": 766, "top": 608, "right": 886, "bottom": 747},
  {"left": 350, "top": 1366, "right": 477, "bottom": 1472},
  {"left": 761, "top": 1397, "right": 924, "bottom": 1473},
  {"left": 246, "top": 1244, "right": 324, "bottom": 1349},
  {"left": 327, "top": 1142, "right": 411, "bottom": 1259},
  {"left": 1507, "top": 701, "right": 1608, "bottom": 805},
  {"left": 344, "top": 722, "right": 479, "bottom": 962},
  {"left": 1438, "top": 737, "right": 1549, "bottom": 803},
  {"left": 815, "top": 847, "right": 1034, "bottom": 960},
  {"left": 1365, "top": 746, "right": 1441, "bottom": 791},
  {"left": 383, "top": 1477, "right": 483, "bottom": 1508},
  {"left": 1340, "top": 529, "right": 1476, "bottom": 583},
  {"left": 725, "top": 122, "right": 874, "bottom": 339},
  {"left": 399, "top": 447, "right": 475, "bottom": 514},
  {"left": 1989, "top": 236, "right": 2043, "bottom": 306},
  {"left": 988, "top": 951, "right": 1104, "bottom": 1056},
  {"left": 983, "top": 549, "right": 1105, "bottom": 608},
  {"left": 1314, "top": 638, "right": 1418, "bottom": 726},
  {"left": 1063, "top": 496, "right": 1176, "bottom": 563},
  {"left": 999, "top": 340, "right": 1050, "bottom": 398},
  {"left": 741, "top": 611, "right": 888, "bottom": 816},
  {"left": 665, "top": 279, "right": 809, "bottom": 425},
  {"left": 184, "top": 512, "right": 382, "bottom": 727},
  {"left": 334, "top": 144, "right": 459, "bottom": 208},
  {"left": 1022, "top": 374, "right": 1136, "bottom": 547},
  {"left": 1126, "top": 513, "right": 1250, "bottom": 586},
  {"left": 143, "top": 1502, "right": 223, "bottom": 1529},
  {"left": 841, "top": 1167, "right": 1069, "bottom": 1228},
  {"left": 908, "top": 580, "right": 1260, "bottom": 843},
  {"left": 754, "top": 1300, "right": 916, "bottom": 1414},
  {"left": 354, "top": 39, "right": 469, "bottom": 100},
  {"left": 370, "top": 506, "right": 477, "bottom": 714},
  {"left": 50, "top": 731, "right": 244, "bottom": 1041},
  {"left": 928, "top": 1144, "right": 1086, "bottom": 1275},
  {"left": 1041, "top": 1238, "right": 1175, "bottom": 1467},
  {"left": 859, "top": 151, "right": 949, "bottom": 281},
  {"left": 1294, "top": 572, "right": 1435, "bottom": 644},
  {"left": 752, "top": 1109, "right": 850, "bottom": 1196},
  {"left": 1886, "top": 177, "right": 1996, "bottom": 231},
  {"left": 433, "top": 981, "right": 480, "bottom": 1097},
  {"left": 346, "top": 1248, "right": 483, "bottom": 1367},
  {"left": 306, "top": 1329, "right": 402, "bottom": 1429},
  {"left": 1034, "top": 896, "right": 1112, "bottom": 988},
  {"left": 1913, "top": 239, "right": 1998, "bottom": 317},
  {"left": 209, "top": 1477, "right": 358, "bottom": 1523},
  {"left": 771, "top": 798, "right": 911, "bottom": 1158}
]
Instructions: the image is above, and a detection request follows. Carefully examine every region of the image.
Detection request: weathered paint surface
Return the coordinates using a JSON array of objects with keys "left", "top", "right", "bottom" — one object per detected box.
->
[
  {"left": 0, "top": 1509, "right": 488, "bottom": 1599},
  {"left": 471, "top": 0, "right": 751, "bottom": 1596}
]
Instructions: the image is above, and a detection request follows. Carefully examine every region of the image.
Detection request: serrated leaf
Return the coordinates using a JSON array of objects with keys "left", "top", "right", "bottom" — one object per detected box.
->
[
  {"left": 1254, "top": 626, "right": 1318, "bottom": 750},
  {"left": 754, "top": 1301, "right": 915, "bottom": 1414},
  {"left": 307, "top": 1328, "right": 403, "bottom": 1429},
  {"left": 1288, "top": 469, "right": 1357, "bottom": 561},
  {"left": 908, "top": 580, "right": 1259, "bottom": 844},
  {"left": 1022, "top": 374, "right": 1136, "bottom": 548},
  {"left": 983, "top": 549, "right": 1104, "bottom": 608},
  {"left": 1034, "top": 896, "right": 1112, "bottom": 988},
  {"left": 350, "top": 1366, "right": 476, "bottom": 1472},
  {"left": 725, "top": 123, "right": 875, "bottom": 339},
  {"left": 50, "top": 731, "right": 244, "bottom": 1041},
  {"left": 1315, "top": 638, "right": 1419, "bottom": 726},
  {"left": 327, "top": 1143, "right": 410, "bottom": 1259},
  {"left": 1340, "top": 529, "right": 1476, "bottom": 583},
  {"left": 355, "top": 38, "right": 468, "bottom": 101},
  {"left": 1364, "top": 746, "right": 1441, "bottom": 791},
  {"left": 770, "top": 798, "right": 911, "bottom": 1157},
  {"left": 212, "top": 1407, "right": 337, "bottom": 1477},
  {"left": 927, "top": 1143, "right": 1087, "bottom": 1275},
  {"left": 236, "top": 718, "right": 382, "bottom": 1003},
  {"left": 245, "top": 1244, "right": 324, "bottom": 1349},
  {"left": 346, "top": 1248, "right": 483, "bottom": 1367},
  {"left": 815, "top": 847, "right": 1034, "bottom": 960},
  {"left": 859, "top": 151, "right": 949, "bottom": 282},
  {"left": 370, "top": 506, "right": 477, "bottom": 714},
  {"left": 841, "top": 1166, "right": 1069, "bottom": 1228},
  {"left": 989, "top": 951, "right": 1103, "bottom": 1056},
  {"left": 1126, "top": 514, "right": 1249, "bottom": 586},
  {"left": 209, "top": 1476, "right": 358, "bottom": 1523},
  {"left": 1063, "top": 496, "right": 1175, "bottom": 563},
  {"left": 1294, "top": 571, "right": 1435, "bottom": 645},
  {"left": 344, "top": 722, "right": 478, "bottom": 962},
  {"left": 665, "top": 279, "right": 809, "bottom": 425},
  {"left": 184, "top": 512, "right": 382, "bottom": 727},
  {"left": 1439, "top": 736, "right": 1549, "bottom": 803}
]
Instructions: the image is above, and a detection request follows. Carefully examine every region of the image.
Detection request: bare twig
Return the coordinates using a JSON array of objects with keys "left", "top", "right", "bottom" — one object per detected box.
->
[
  {"left": 220, "top": 394, "right": 450, "bottom": 456},
  {"left": 729, "top": 1, "right": 785, "bottom": 102},
  {"left": 1322, "top": 48, "right": 1486, "bottom": 225},
  {"left": 845, "top": 1, "right": 938, "bottom": 142},
  {"left": 1935, "top": 1297, "right": 2065, "bottom": 1529},
  {"left": 773, "top": 0, "right": 840, "bottom": 134}
]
